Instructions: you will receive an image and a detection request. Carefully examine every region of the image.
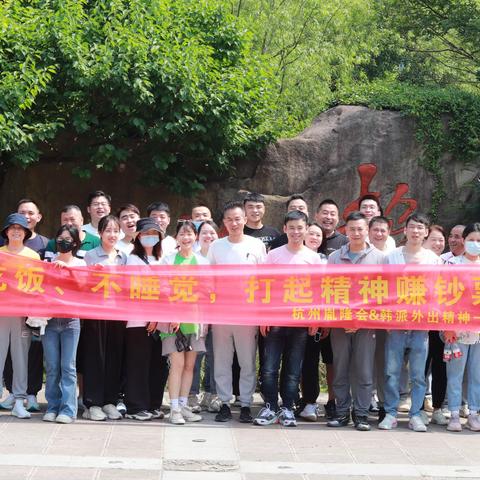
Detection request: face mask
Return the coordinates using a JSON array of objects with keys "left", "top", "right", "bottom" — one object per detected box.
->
[
  {"left": 465, "top": 240, "right": 480, "bottom": 256},
  {"left": 140, "top": 235, "right": 159, "bottom": 248},
  {"left": 56, "top": 239, "right": 74, "bottom": 253},
  {"left": 192, "top": 220, "right": 202, "bottom": 231}
]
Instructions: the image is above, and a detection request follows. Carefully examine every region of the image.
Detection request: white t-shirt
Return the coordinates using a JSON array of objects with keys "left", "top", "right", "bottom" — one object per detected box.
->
[
  {"left": 82, "top": 223, "right": 98, "bottom": 237},
  {"left": 125, "top": 254, "right": 162, "bottom": 328},
  {"left": 266, "top": 244, "right": 323, "bottom": 265},
  {"left": 50, "top": 255, "right": 86, "bottom": 267},
  {"left": 208, "top": 235, "right": 266, "bottom": 265},
  {"left": 116, "top": 239, "right": 134, "bottom": 255},
  {"left": 385, "top": 235, "right": 397, "bottom": 253},
  {"left": 162, "top": 235, "right": 177, "bottom": 256},
  {"left": 386, "top": 246, "right": 442, "bottom": 265}
]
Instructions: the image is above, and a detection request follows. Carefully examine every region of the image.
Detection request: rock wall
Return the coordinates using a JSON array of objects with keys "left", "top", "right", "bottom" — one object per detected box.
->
[{"left": 1, "top": 105, "right": 478, "bottom": 238}]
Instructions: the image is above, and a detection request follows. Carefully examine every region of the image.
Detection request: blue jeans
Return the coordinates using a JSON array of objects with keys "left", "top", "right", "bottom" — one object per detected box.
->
[
  {"left": 384, "top": 330, "right": 428, "bottom": 418},
  {"left": 42, "top": 318, "right": 80, "bottom": 418},
  {"left": 262, "top": 327, "right": 307, "bottom": 410},
  {"left": 190, "top": 328, "right": 215, "bottom": 395},
  {"left": 446, "top": 342, "right": 480, "bottom": 412}
]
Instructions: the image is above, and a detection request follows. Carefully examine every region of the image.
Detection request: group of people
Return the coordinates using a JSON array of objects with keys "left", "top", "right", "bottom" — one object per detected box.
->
[{"left": 0, "top": 190, "right": 479, "bottom": 433}]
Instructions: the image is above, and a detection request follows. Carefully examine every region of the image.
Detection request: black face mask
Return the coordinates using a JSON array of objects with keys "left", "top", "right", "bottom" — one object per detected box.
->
[{"left": 56, "top": 239, "right": 75, "bottom": 253}]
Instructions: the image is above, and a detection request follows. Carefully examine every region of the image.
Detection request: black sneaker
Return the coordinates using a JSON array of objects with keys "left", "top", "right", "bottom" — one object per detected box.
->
[
  {"left": 324, "top": 400, "right": 336, "bottom": 420},
  {"left": 378, "top": 406, "right": 386, "bottom": 423},
  {"left": 239, "top": 406, "right": 253, "bottom": 423},
  {"left": 215, "top": 403, "right": 232, "bottom": 422},
  {"left": 354, "top": 415, "right": 371, "bottom": 431},
  {"left": 327, "top": 412, "right": 350, "bottom": 427}
]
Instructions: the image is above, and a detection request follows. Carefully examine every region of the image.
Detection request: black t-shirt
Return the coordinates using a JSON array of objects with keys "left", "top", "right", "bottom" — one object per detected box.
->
[
  {"left": 268, "top": 232, "right": 287, "bottom": 250},
  {"left": 320, "top": 231, "right": 349, "bottom": 257},
  {"left": 244, "top": 225, "right": 281, "bottom": 249}
]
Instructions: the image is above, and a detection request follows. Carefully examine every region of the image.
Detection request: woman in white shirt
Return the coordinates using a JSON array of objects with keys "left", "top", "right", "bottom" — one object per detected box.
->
[
  {"left": 444, "top": 222, "right": 480, "bottom": 432},
  {"left": 124, "top": 218, "right": 168, "bottom": 421}
]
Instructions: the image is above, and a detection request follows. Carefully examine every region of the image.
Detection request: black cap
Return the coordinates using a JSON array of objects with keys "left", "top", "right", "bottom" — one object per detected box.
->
[
  {"left": 136, "top": 217, "right": 164, "bottom": 236},
  {"left": 1, "top": 213, "right": 32, "bottom": 240}
]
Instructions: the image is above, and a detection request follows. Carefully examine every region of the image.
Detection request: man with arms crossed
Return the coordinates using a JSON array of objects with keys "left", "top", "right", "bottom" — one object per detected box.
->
[{"left": 208, "top": 201, "right": 266, "bottom": 423}]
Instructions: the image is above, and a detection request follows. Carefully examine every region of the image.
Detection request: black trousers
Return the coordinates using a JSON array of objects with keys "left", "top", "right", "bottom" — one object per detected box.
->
[
  {"left": 124, "top": 327, "right": 169, "bottom": 414},
  {"left": 301, "top": 334, "right": 333, "bottom": 404},
  {"left": 81, "top": 320, "right": 126, "bottom": 408},
  {"left": 4, "top": 341, "right": 43, "bottom": 396},
  {"left": 425, "top": 331, "right": 446, "bottom": 409}
]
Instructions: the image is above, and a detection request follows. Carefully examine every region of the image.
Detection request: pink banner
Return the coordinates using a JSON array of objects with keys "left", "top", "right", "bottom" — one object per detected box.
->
[{"left": 0, "top": 251, "right": 479, "bottom": 330}]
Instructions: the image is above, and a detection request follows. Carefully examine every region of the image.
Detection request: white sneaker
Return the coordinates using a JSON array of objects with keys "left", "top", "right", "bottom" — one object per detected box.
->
[
  {"left": 56, "top": 414, "right": 74, "bottom": 424},
  {"left": 253, "top": 405, "right": 279, "bottom": 426},
  {"left": 466, "top": 414, "right": 480, "bottom": 431},
  {"left": 378, "top": 413, "right": 398, "bottom": 430},
  {"left": 26, "top": 395, "right": 40, "bottom": 412},
  {"left": 102, "top": 404, "right": 122, "bottom": 420},
  {"left": 0, "top": 393, "right": 15, "bottom": 410},
  {"left": 431, "top": 409, "right": 448, "bottom": 425},
  {"left": 409, "top": 415, "right": 427, "bottom": 432},
  {"left": 419, "top": 410, "right": 430, "bottom": 425},
  {"left": 299, "top": 403, "right": 317, "bottom": 422},
  {"left": 43, "top": 412, "right": 57, "bottom": 422},
  {"left": 170, "top": 408, "right": 185, "bottom": 425},
  {"left": 447, "top": 414, "right": 462, "bottom": 432},
  {"left": 278, "top": 408, "right": 297, "bottom": 427},
  {"left": 181, "top": 406, "right": 202, "bottom": 422},
  {"left": 12, "top": 400, "right": 31, "bottom": 419},
  {"left": 82, "top": 406, "right": 107, "bottom": 421}
]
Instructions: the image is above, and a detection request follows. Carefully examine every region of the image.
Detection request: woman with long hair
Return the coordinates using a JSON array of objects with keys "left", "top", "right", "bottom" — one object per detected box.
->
[
  {"left": 82, "top": 215, "right": 127, "bottom": 421},
  {"left": 124, "top": 218, "right": 169, "bottom": 420},
  {"left": 160, "top": 220, "right": 208, "bottom": 425},
  {"left": 42, "top": 225, "right": 84, "bottom": 424}
]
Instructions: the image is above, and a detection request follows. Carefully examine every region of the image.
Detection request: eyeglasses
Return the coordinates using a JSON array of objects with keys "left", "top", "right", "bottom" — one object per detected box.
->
[{"left": 90, "top": 202, "right": 109, "bottom": 208}]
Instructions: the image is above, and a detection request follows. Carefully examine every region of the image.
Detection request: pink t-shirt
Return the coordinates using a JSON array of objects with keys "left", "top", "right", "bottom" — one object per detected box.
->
[{"left": 266, "top": 244, "right": 322, "bottom": 265}]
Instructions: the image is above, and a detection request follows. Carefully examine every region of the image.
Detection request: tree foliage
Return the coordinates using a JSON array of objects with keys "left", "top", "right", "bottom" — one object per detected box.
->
[{"left": 0, "top": 0, "right": 274, "bottom": 194}]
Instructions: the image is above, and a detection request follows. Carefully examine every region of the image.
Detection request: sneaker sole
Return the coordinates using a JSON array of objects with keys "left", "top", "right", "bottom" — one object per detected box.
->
[
  {"left": 299, "top": 414, "right": 317, "bottom": 422},
  {"left": 253, "top": 419, "right": 278, "bottom": 426},
  {"left": 280, "top": 421, "right": 297, "bottom": 427},
  {"left": 378, "top": 423, "right": 397, "bottom": 430},
  {"left": 125, "top": 415, "right": 152, "bottom": 421}
]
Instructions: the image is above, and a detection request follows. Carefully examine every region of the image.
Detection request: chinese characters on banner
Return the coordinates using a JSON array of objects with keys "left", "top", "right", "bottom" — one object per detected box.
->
[{"left": 0, "top": 251, "right": 479, "bottom": 330}]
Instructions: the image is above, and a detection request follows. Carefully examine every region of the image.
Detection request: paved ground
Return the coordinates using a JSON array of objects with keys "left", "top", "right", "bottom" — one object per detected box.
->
[{"left": 0, "top": 393, "right": 479, "bottom": 480}]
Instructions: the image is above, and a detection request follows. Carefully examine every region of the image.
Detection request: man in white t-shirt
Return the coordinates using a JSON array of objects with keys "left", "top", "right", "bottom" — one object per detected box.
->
[
  {"left": 440, "top": 224, "right": 465, "bottom": 262},
  {"left": 147, "top": 201, "right": 177, "bottom": 256},
  {"left": 83, "top": 190, "right": 112, "bottom": 237},
  {"left": 208, "top": 201, "right": 266, "bottom": 423},
  {"left": 253, "top": 210, "right": 321, "bottom": 427},
  {"left": 379, "top": 213, "right": 442, "bottom": 433}
]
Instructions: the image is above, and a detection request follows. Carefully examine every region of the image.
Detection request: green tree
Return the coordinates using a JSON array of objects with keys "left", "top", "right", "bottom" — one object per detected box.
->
[
  {"left": 228, "top": 0, "right": 380, "bottom": 135},
  {"left": 0, "top": 0, "right": 274, "bottom": 194}
]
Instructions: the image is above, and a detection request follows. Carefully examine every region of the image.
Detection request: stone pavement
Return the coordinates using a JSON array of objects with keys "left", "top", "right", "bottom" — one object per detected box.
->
[{"left": 0, "top": 393, "right": 479, "bottom": 480}]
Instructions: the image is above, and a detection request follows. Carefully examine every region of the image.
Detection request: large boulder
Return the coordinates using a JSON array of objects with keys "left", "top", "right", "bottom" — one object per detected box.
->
[{"left": 0, "top": 105, "right": 478, "bottom": 237}]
